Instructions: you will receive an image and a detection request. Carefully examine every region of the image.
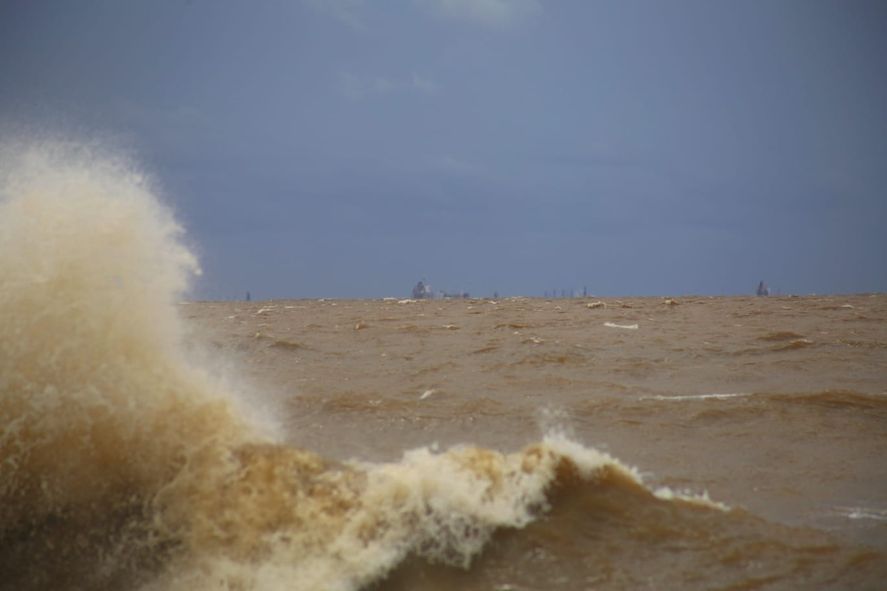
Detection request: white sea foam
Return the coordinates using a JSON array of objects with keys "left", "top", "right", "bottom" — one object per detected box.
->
[
  {"left": 604, "top": 322, "right": 639, "bottom": 330},
  {"left": 640, "top": 393, "right": 752, "bottom": 401},
  {"left": 834, "top": 506, "right": 887, "bottom": 522}
]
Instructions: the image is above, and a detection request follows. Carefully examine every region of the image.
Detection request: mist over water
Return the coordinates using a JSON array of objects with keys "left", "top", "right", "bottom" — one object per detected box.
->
[
  {"left": 0, "top": 140, "right": 268, "bottom": 586},
  {"left": 2, "top": 142, "right": 885, "bottom": 590}
]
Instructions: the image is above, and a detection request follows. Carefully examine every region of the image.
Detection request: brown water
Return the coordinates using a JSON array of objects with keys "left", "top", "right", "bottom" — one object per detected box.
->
[
  {"left": 181, "top": 295, "right": 887, "bottom": 589},
  {"left": 1, "top": 142, "right": 886, "bottom": 590}
]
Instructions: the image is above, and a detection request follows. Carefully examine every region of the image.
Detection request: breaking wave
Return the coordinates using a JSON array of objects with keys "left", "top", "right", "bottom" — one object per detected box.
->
[
  {"left": 0, "top": 141, "right": 701, "bottom": 590},
  {"left": 5, "top": 141, "right": 884, "bottom": 591}
]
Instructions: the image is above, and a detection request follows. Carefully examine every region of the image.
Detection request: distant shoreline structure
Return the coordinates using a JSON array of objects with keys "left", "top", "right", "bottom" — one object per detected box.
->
[
  {"left": 206, "top": 280, "right": 884, "bottom": 303},
  {"left": 412, "top": 280, "right": 470, "bottom": 300},
  {"left": 194, "top": 291, "right": 884, "bottom": 304}
]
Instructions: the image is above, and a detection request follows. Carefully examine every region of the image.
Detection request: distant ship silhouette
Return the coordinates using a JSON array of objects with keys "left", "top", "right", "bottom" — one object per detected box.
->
[{"left": 412, "top": 280, "right": 433, "bottom": 299}]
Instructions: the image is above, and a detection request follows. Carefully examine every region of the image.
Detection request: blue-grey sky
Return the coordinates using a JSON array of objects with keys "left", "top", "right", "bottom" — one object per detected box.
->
[{"left": 2, "top": 0, "right": 886, "bottom": 298}]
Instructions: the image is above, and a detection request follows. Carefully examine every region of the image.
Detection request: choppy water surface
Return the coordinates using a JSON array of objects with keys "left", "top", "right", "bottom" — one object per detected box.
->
[
  {"left": 187, "top": 294, "right": 887, "bottom": 589},
  {"left": 2, "top": 143, "right": 886, "bottom": 590}
]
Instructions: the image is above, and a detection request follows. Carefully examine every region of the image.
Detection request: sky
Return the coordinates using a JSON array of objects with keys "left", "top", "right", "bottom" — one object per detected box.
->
[{"left": 1, "top": 0, "right": 886, "bottom": 299}]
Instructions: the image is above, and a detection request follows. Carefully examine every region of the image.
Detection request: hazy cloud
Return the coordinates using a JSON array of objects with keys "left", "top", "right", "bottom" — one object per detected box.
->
[
  {"left": 410, "top": 73, "right": 439, "bottom": 94},
  {"left": 303, "top": 0, "right": 366, "bottom": 30},
  {"left": 418, "top": 0, "right": 542, "bottom": 28},
  {"left": 427, "top": 154, "right": 477, "bottom": 175},
  {"left": 339, "top": 72, "right": 439, "bottom": 100}
]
